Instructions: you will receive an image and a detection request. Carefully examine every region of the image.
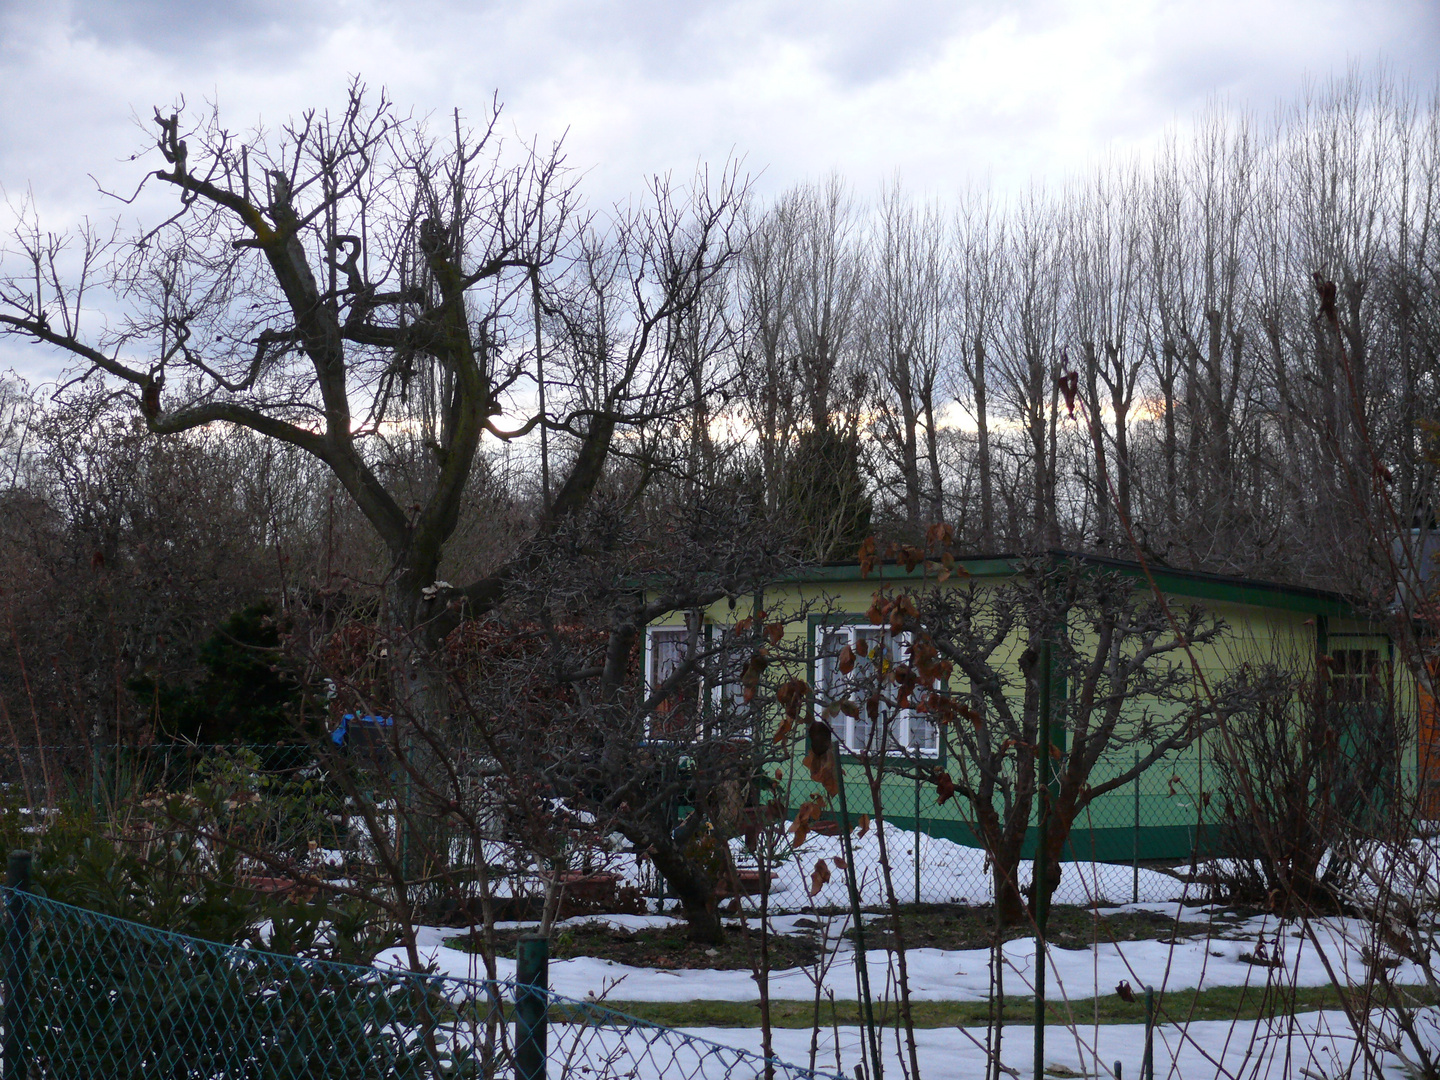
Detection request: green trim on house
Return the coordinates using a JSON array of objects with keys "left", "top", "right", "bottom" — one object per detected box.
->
[
  {"left": 777, "top": 558, "right": 1018, "bottom": 585},
  {"left": 787, "top": 550, "right": 1368, "bottom": 619}
]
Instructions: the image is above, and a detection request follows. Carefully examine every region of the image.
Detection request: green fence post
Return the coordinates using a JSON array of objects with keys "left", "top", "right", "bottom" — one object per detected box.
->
[
  {"left": 3, "top": 851, "right": 32, "bottom": 1080},
  {"left": 1033, "top": 636, "right": 1053, "bottom": 1079},
  {"left": 1142, "top": 984, "right": 1154, "bottom": 1080},
  {"left": 516, "top": 934, "right": 549, "bottom": 1080},
  {"left": 1133, "top": 747, "right": 1140, "bottom": 905},
  {"left": 836, "top": 758, "right": 883, "bottom": 1080},
  {"left": 913, "top": 770, "right": 921, "bottom": 905}
]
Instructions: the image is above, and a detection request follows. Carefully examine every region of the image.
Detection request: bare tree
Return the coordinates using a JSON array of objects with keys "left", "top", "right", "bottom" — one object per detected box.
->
[
  {"left": 865, "top": 182, "right": 950, "bottom": 535},
  {"left": 1065, "top": 162, "right": 1148, "bottom": 544},
  {"left": 0, "top": 85, "right": 747, "bottom": 733},
  {"left": 865, "top": 551, "right": 1233, "bottom": 925},
  {"left": 992, "top": 190, "right": 1066, "bottom": 549},
  {"left": 951, "top": 186, "right": 1004, "bottom": 550}
]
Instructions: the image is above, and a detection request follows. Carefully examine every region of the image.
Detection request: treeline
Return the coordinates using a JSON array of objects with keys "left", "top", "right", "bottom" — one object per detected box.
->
[
  {"left": 0, "top": 68, "right": 1435, "bottom": 747},
  {"left": 717, "top": 70, "right": 1440, "bottom": 586}
]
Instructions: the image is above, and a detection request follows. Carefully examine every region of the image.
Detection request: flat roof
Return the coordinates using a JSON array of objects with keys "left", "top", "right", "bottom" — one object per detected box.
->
[{"left": 783, "top": 549, "right": 1370, "bottom": 619}]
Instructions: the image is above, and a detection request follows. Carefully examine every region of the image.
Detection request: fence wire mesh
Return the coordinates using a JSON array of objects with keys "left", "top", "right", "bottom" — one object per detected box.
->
[
  {"left": 729, "top": 753, "right": 1213, "bottom": 915},
  {"left": 0, "top": 886, "right": 843, "bottom": 1080},
  {"left": 0, "top": 743, "right": 1215, "bottom": 917}
]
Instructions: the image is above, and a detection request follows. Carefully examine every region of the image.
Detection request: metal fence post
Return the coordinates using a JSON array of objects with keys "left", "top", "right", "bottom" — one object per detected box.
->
[
  {"left": 1033, "top": 635, "right": 1053, "bottom": 1079},
  {"left": 1142, "top": 984, "right": 1155, "bottom": 1080},
  {"left": 3, "top": 851, "right": 32, "bottom": 1080},
  {"left": 516, "top": 934, "right": 549, "bottom": 1080},
  {"left": 913, "top": 770, "right": 921, "bottom": 905},
  {"left": 1133, "top": 748, "right": 1140, "bottom": 905}
]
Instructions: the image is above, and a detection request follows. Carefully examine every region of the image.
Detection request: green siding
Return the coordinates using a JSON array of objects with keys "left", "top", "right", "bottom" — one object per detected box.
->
[{"left": 668, "top": 557, "right": 1410, "bottom": 864}]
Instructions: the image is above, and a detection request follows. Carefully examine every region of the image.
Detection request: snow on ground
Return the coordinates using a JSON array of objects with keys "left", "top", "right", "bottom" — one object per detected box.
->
[
  {"left": 366, "top": 822, "right": 1440, "bottom": 1075},
  {"left": 384, "top": 906, "right": 1431, "bottom": 1005},
  {"left": 369, "top": 822, "right": 1440, "bottom": 1075},
  {"left": 471, "top": 822, "right": 1187, "bottom": 911},
  {"left": 767, "top": 822, "right": 1184, "bottom": 908},
  {"left": 420, "top": 1009, "right": 1425, "bottom": 1079},
  {"left": 659, "top": 1012, "right": 1420, "bottom": 1080}
]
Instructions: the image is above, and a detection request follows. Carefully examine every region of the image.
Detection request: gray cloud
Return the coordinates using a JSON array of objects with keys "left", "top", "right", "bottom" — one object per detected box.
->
[
  {"left": 61, "top": 0, "right": 322, "bottom": 59},
  {"left": 0, "top": 0, "right": 1433, "bottom": 385},
  {"left": 0, "top": 0, "right": 1435, "bottom": 282}
]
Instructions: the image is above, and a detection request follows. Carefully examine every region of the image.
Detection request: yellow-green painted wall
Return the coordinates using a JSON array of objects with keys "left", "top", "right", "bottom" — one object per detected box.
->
[{"left": 651, "top": 558, "right": 1411, "bottom": 864}]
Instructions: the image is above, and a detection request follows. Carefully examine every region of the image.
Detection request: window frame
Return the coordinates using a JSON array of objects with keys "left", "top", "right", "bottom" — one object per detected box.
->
[
  {"left": 643, "top": 624, "right": 701, "bottom": 742},
  {"left": 643, "top": 621, "right": 750, "bottom": 742},
  {"left": 813, "top": 621, "right": 943, "bottom": 759}
]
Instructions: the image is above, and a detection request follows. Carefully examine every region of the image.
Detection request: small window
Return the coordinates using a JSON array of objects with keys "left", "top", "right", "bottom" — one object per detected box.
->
[
  {"left": 646, "top": 627, "right": 699, "bottom": 740},
  {"left": 707, "top": 626, "right": 752, "bottom": 725},
  {"left": 815, "top": 624, "right": 941, "bottom": 757},
  {"left": 644, "top": 623, "right": 748, "bottom": 740},
  {"left": 1331, "top": 649, "right": 1381, "bottom": 703}
]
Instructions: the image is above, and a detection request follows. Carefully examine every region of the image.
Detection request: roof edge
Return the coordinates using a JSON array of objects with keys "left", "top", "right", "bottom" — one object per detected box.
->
[{"left": 785, "top": 549, "right": 1372, "bottom": 618}]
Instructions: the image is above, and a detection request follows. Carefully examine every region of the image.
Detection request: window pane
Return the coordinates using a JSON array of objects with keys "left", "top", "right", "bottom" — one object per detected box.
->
[
  {"left": 649, "top": 628, "right": 696, "bottom": 739},
  {"left": 814, "top": 624, "right": 944, "bottom": 756}
]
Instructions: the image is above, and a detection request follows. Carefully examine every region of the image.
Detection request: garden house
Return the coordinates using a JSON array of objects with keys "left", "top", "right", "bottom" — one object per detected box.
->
[{"left": 645, "top": 552, "right": 1414, "bottom": 866}]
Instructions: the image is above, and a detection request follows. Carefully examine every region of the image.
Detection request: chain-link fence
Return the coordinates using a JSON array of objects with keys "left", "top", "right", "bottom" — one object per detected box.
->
[
  {"left": 0, "top": 741, "right": 1218, "bottom": 917},
  {"left": 0, "top": 874, "right": 842, "bottom": 1080},
  {"left": 728, "top": 752, "right": 1216, "bottom": 914}
]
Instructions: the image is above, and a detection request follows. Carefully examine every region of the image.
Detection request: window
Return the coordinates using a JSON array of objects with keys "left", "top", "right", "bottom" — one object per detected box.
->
[
  {"left": 1331, "top": 649, "right": 1381, "bottom": 704},
  {"left": 646, "top": 626, "right": 699, "bottom": 740},
  {"left": 815, "top": 624, "right": 941, "bottom": 757},
  {"left": 644, "top": 623, "right": 747, "bottom": 741}
]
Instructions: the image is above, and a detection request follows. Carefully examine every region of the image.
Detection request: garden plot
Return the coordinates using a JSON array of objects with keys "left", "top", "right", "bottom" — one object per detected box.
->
[
  {"left": 373, "top": 819, "right": 1440, "bottom": 1078},
  {"left": 383, "top": 820, "right": 1440, "bottom": 1004}
]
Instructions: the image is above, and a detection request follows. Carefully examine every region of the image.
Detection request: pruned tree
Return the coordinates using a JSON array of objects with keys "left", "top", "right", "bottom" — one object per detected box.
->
[{"left": 865, "top": 182, "right": 950, "bottom": 535}]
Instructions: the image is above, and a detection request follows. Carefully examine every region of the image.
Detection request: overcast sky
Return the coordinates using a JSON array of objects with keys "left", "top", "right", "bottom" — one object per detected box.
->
[{"left": 1, "top": 0, "right": 1438, "bottom": 381}]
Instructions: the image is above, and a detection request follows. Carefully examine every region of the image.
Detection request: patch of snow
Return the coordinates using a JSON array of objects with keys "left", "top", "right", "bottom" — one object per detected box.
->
[{"left": 385, "top": 907, "right": 1438, "bottom": 1007}]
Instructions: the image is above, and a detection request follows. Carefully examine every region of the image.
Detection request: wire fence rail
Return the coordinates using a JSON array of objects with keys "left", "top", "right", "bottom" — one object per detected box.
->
[{"left": 0, "top": 864, "right": 842, "bottom": 1080}]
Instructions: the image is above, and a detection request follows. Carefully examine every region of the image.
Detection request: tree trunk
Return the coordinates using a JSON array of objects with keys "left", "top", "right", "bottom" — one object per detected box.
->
[
  {"left": 1161, "top": 339, "right": 1178, "bottom": 523},
  {"left": 975, "top": 338, "right": 994, "bottom": 549},
  {"left": 383, "top": 575, "right": 454, "bottom": 889},
  {"left": 648, "top": 840, "right": 726, "bottom": 944},
  {"left": 1030, "top": 786, "right": 1080, "bottom": 917},
  {"left": 1082, "top": 341, "right": 1111, "bottom": 543},
  {"left": 974, "top": 802, "right": 1027, "bottom": 926}
]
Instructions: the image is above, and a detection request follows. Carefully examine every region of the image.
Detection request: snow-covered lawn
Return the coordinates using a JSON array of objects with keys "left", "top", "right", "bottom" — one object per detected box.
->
[
  {"left": 661, "top": 1012, "right": 1419, "bottom": 1080},
  {"left": 388, "top": 903, "right": 1430, "bottom": 1006},
  {"left": 371, "top": 822, "right": 1440, "bottom": 1077}
]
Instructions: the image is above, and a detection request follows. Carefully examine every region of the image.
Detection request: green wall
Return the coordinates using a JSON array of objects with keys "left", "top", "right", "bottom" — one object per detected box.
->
[{"left": 657, "top": 555, "right": 1407, "bottom": 864}]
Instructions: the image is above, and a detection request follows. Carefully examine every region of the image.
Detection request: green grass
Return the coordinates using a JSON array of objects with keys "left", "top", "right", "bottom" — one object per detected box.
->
[{"left": 586, "top": 982, "right": 1436, "bottom": 1029}]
